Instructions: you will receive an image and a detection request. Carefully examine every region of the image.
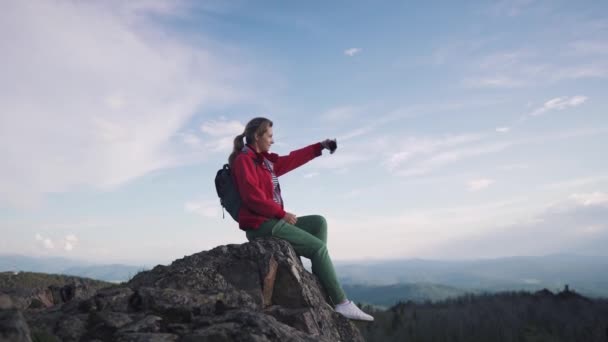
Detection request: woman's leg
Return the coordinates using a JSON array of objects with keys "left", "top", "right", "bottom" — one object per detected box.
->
[
  {"left": 247, "top": 218, "right": 346, "bottom": 305},
  {"left": 293, "top": 215, "right": 327, "bottom": 244}
]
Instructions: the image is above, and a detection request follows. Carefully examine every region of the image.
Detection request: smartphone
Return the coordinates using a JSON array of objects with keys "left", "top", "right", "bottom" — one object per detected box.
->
[{"left": 328, "top": 139, "right": 337, "bottom": 154}]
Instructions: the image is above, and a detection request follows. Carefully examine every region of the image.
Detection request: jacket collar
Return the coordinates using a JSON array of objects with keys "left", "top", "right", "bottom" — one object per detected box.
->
[{"left": 243, "top": 144, "right": 278, "bottom": 163}]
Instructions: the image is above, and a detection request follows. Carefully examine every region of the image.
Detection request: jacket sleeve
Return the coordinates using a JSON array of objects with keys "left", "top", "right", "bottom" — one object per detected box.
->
[
  {"left": 273, "top": 143, "right": 323, "bottom": 177},
  {"left": 233, "top": 155, "right": 286, "bottom": 219}
]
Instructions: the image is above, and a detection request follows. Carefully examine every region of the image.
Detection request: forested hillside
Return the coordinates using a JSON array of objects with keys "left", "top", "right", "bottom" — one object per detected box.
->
[{"left": 355, "top": 287, "right": 608, "bottom": 342}]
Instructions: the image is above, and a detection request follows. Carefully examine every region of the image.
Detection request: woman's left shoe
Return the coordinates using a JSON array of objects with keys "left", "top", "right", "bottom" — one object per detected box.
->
[{"left": 335, "top": 300, "right": 374, "bottom": 321}]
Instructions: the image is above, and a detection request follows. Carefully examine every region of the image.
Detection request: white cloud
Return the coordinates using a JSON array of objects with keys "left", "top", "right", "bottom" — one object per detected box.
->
[
  {"left": 63, "top": 234, "right": 79, "bottom": 251},
  {"left": 200, "top": 119, "right": 245, "bottom": 137},
  {"left": 322, "top": 106, "right": 358, "bottom": 121},
  {"left": 463, "top": 41, "right": 608, "bottom": 88},
  {"left": 0, "top": 2, "right": 250, "bottom": 209},
  {"left": 529, "top": 96, "right": 588, "bottom": 116},
  {"left": 43, "top": 239, "right": 54, "bottom": 250},
  {"left": 328, "top": 196, "right": 536, "bottom": 259},
  {"left": 570, "top": 192, "right": 608, "bottom": 206},
  {"left": 199, "top": 119, "right": 246, "bottom": 152},
  {"left": 384, "top": 133, "right": 489, "bottom": 174},
  {"left": 496, "top": 127, "right": 510, "bottom": 133},
  {"left": 180, "top": 132, "right": 203, "bottom": 148},
  {"left": 463, "top": 76, "right": 524, "bottom": 88},
  {"left": 35, "top": 233, "right": 55, "bottom": 249},
  {"left": 542, "top": 175, "right": 608, "bottom": 190},
  {"left": 344, "top": 48, "right": 362, "bottom": 57},
  {"left": 338, "top": 127, "right": 373, "bottom": 141},
  {"left": 65, "top": 234, "right": 79, "bottom": 242},
  {"left": 399, "top": 142, "right": 514, "bottom": 177},
  {"left": 468, "top": 178, "right": 495, "bottom": 191},
  {"left": 185, "top": 200, "right": 221, "bottom": 218}
]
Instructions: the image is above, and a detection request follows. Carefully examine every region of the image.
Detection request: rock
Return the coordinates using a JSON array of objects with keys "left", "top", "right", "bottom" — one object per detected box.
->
[
  {"left": 54, "top": 314, "right": 87, "bottom": 342},
  {"left": 19, "top": 238, "right": 364, "bottom": 341},
  {"left": 0, "top": 309, "right": 32, "bottom": 342},
  {"left": 115, "top": 333, "right": 179, "bottom": 342},
  {"left": 118, "top": 315, "right": 162, "bottom": 334},
  {"left": 0, "top": 294, "right": 14, "bottom": 310}
]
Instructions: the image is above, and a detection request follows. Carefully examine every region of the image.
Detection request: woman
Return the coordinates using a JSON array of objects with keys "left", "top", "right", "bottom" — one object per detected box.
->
[{"left": 229, "top": 117, "right": 374, "bottom": 321}]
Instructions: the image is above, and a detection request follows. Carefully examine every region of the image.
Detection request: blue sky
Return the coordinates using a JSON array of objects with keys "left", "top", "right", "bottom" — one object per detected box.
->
[{"left": 1, "top": 0, "right": 607, "bottom": 265}]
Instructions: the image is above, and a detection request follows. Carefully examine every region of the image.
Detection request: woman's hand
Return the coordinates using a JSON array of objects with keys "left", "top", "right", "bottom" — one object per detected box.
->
[
  {"left": 320, "top": 139, "right": 337, "bottom": 154},
  {"left": 284, "top": 212, "right": 298, "bottom": 225}
]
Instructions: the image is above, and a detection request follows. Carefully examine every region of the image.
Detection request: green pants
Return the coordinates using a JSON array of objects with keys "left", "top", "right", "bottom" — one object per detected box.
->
[{"left": 245, "top": 215, "right": 346, "bottom": 305}]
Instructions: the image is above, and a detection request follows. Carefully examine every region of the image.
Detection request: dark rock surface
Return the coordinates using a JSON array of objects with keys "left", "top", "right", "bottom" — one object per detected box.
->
[{"left": 5, "top": 238, "right": 364, "bottom": 341}]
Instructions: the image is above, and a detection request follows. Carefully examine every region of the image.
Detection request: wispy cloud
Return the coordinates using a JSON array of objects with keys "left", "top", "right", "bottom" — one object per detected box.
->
[
  {"left": 529, "top": 96, "right": 588, "bottom": 116},
  {"left": 64, "top": 234, "right": 79, "bottom": 252},
  {"left": 344, "top": 48, "right": 362, "bottom": 56},
  {"left": 542, "top": 175, "right": 608, "bottom": 190},
  {"left": 496, "top": 127, "right": 510, "bottom": 133},
  {"left": 199, "top": 118, "right": 245, "bottom": 152},
  {"left": 463, "top": 76, "right": 525, "bottom": 88},
  {"left": 386, "top": 124, "right": 605, "bottom": 178},
  {"left": 322, "top": 106, "right": 359, "bottom": 121},
  {"left": 570, "top": 192, "right": 608, "bottom": 207},
  {"left": 201, "top": 119, "right": 244, "bottom": 137},
  {"left": 468, "top": 178, "right": 495, "bottom": 191},
  {"left": 185, "top": 200, "right": 221, "bottom": 218},
  {"left": 338, "top": 127, "right": 372, "bottom": 141},
  {"left": 431, "top": 194, "right": 608, "bottom": 258},
  {"left": 0, "top": 2, "right": 252, "bottom": 208},
  {"left": 35, "top": 234, "right": 55, "bottom": 250},
  {"left": 397, "top": 142, "right": 513, "bottom": 177},
  {"left": 384, "top": 133, "right": 487, "bottom": 173},
  {"left": 463, "top": 41, "right": 608, "bottom": 88}
]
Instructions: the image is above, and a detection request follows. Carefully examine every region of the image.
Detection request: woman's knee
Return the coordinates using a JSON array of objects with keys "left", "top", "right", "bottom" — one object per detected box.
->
[{"left": 312, "top": 215, "right": 327, "bottom": 233}]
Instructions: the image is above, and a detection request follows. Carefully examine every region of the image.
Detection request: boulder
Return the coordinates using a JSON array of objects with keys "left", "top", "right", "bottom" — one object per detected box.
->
[{"left": 20, "top": 238, "right": 364, "bottom": 341}]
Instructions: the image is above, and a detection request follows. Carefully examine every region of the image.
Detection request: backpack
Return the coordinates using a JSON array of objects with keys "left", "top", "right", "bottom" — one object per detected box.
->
[{"left": 214, "top": 164, "right": 241, "bottom": 222}]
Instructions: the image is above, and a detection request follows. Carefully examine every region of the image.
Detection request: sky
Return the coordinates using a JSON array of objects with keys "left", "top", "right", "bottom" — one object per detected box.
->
[{"left": 1, "top": 0, "right": 607, "bottom": 266}]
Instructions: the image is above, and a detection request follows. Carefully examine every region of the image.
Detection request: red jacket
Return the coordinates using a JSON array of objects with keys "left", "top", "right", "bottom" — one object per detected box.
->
[{"left": 232, "top": 142, "right": 323, "bottom": 230}]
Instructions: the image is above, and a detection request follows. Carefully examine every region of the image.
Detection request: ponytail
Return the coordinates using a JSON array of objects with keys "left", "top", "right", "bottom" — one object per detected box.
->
[
  {"left": 228, "top": 117, "right": 273, "bottom": 167},
  {"left": 228, "top": 133, "right": 246, "bottom": 166}
]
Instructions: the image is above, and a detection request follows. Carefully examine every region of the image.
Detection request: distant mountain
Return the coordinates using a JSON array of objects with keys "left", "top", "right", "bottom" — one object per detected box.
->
[
  {"left": 4, "top": 253, "right": 608, "bottom": 297},
  {"left": 344, "top": 283, "right": 472, "bottom": 307},
  {"left": 336, "top": 254, "right": 608, "bottom": 298},
  {"left": 0, "top": 254, "right": 89, "bottom": 274},
  {"left": 0, "top": 254, "right": 148, "bottom": 283}
]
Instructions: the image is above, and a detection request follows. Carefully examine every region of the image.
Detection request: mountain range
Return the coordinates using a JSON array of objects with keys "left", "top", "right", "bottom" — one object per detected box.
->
[
  {"left": 2, "top": 253, "right": 607, "bottom": 300},
  {"left": 335, "top": 254, "right": 608, "bottom": 298}
]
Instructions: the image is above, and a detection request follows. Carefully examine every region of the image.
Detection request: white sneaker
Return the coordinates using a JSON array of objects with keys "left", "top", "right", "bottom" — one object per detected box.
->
[{"left": 334, "top": 300, "right": 374, "bottom": 321}]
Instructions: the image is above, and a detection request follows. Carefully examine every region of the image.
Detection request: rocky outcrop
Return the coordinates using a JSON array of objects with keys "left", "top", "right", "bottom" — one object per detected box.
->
[
  {"left": 11, "top": 238, "right": 365, "bottom": 341},
  {"left": 0, "top": 272, "right": 109, "bottom": 310},
  {"left": 0, "top": 295, "right": 33, "bottom": 342}
]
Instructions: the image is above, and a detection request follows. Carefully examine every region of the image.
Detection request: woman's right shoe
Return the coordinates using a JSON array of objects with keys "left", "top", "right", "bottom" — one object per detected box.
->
[{"left": 334, "top": 300, "right": 374, "bottom": 321}]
